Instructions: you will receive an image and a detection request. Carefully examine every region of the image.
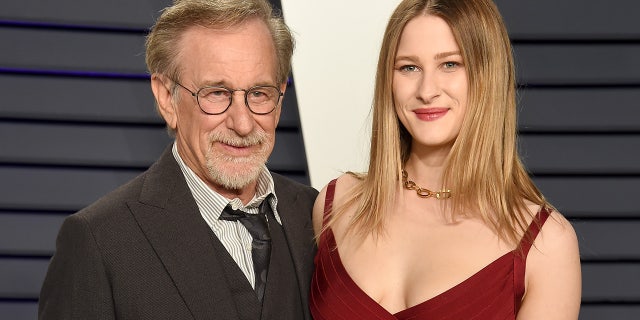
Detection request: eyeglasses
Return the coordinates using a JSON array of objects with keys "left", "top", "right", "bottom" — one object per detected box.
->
[{"left": 172, "top": 80, "right": 283, "bottom": 115}]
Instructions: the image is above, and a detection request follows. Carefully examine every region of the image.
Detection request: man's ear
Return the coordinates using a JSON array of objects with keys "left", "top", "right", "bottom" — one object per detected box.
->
[
  {"left": 150, "top": 73, "right": 178, "bottom": 131},
  {"left": 274, "top": 81, "right": 287, "bottom": 127}
]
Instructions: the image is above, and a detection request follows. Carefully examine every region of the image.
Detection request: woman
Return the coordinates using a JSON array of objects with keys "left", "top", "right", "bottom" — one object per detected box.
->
[{"left": 309, "top": 0, "right": 581, "bottom": 319}]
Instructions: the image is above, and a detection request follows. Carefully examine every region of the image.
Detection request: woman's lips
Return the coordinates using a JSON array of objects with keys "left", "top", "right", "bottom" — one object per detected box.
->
[{"left": 413, "top": 108, "right": 449, "bottom": 121}]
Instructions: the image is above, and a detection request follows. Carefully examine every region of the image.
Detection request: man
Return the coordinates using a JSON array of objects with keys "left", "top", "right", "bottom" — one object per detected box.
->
[{"left": 38, "top": 0, "right": 317, "bottom": 319}]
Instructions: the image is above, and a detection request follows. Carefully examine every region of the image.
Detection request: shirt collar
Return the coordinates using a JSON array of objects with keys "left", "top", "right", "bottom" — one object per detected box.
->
[{"left": 171, "top": 142, "right": 281, "bottom": 224}]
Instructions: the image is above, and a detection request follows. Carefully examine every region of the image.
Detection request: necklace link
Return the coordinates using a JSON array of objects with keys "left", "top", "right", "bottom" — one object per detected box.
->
[{"left": 402, "top": 170, "right": 452, "bottom": 200}]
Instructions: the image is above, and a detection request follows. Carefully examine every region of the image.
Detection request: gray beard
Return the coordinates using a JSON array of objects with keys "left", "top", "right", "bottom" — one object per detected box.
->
[
  {"left": 204, "top": 129, "right": 271, "bottom": 190},
  {"left": 206, "top": 154, "right": 265, "bottom": 190}
]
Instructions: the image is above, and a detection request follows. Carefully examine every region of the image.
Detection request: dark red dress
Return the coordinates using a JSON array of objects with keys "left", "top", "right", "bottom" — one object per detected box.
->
[{"left": 310, "top": 179, "right": 550, "bottom": 320}]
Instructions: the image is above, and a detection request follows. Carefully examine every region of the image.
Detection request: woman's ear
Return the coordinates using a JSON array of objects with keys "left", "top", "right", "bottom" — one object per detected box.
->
[{"left": 150, "top": 73, "right": 178, "bottom": 130}]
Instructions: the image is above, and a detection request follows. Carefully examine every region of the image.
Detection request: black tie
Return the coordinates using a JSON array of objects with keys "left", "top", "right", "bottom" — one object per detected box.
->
[{"left": 219, "top": 200, "right": 272, "bottom": 302}]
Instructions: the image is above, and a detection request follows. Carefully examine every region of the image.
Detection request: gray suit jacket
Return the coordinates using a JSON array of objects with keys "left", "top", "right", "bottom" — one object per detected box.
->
[{"left": 38, "top": 147, "right": 318, "bottom": 320}]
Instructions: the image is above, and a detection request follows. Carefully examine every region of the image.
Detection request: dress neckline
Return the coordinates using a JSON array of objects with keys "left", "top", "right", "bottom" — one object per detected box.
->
[
  {"left": 324, "top": 228, "right": 516, "bottom": 317},
  {"left": 317, "top": 179, "right": 551, "bottom": 318}
]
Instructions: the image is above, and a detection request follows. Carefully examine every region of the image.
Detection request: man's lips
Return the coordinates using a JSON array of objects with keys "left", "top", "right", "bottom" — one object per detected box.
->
[
  {"left": 413, "top": 108, "right": 449, "bottom": 121},
  {"left": 216, "top": 141, "right": 257, "bottom": 156},
  {"left": 209, "top": 130, "right": 267, "bottom": 157}
]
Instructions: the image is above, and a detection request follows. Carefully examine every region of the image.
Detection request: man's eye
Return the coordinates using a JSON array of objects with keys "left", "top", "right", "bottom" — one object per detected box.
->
[
  {"left": 250, "top": 90, "right": 267, "bottom": 98},
  {"left": 201, "top": 89, "right": 230, "bottom": 101},
  {"left": 209, "top": 90, "right": 229, "bottom": 97}
]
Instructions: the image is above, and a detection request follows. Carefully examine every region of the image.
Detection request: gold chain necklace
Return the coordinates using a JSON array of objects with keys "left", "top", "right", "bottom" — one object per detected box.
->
[{"left": 402, "top": 170, "right": 452, "bottom": 200}]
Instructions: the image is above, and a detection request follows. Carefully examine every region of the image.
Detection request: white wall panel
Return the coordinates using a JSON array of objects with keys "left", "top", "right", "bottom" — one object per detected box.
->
[{"left": 281, "top": 0, "right": 402, "bottom": 189}]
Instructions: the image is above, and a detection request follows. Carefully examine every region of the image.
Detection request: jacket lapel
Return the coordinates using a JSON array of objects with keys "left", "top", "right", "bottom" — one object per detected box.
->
[{"left": 127, "top": 148, "right": 239, "bottom": 319}]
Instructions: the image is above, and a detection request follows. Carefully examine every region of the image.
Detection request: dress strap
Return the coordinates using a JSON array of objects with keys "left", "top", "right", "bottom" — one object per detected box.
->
[
  {"left": 518, "top": 208, "right": 551, "bottom": 256},
  {"left": 322, "top": 179, "right": 338, "bottom": 227},
  {"left": 514, "top": 207, "right": 551, "bottom": 312}
]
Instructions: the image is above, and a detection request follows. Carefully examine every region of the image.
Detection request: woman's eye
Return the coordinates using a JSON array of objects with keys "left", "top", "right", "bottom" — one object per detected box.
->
[
  {"left": 399, "top": 65, "right": 419, "bottom": 72},
  {"left": 443, "top": 61, "right": 461, "bottom": 69}
]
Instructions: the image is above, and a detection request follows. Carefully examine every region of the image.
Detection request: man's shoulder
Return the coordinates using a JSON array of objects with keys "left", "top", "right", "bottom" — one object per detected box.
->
[
  {"left": 75, "top": 147, "right": 181, "bottom": 221},
  {"left": 271, "top": 172, "right": 318, "bottom": 198},
  {"left": 72, "top": 170, "right": 148, "bottom": 222}
]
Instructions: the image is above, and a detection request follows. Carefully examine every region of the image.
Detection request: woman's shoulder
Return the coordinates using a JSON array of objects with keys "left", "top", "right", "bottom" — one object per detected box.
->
[
  {"left": 315, "top": 173, "right": 361, "bottom": 211},
  {"left": 518, "top": 202, "right": 577, "bottom": 255},
  {"left": 317, "top": 173, "right": 363, "bottom": 205},
  {"left": 312, "top": 173, "right": 363, "bottom": 236},
  {"left": 335, "top": 172, "right": 363, "bottom": 196},
  {"left": 523, "top": 202, "right": 576, "bottom": 244},
  {"left": 519, "top": 206, "right": 581, "bottom": 317},
  {"left": 536, "top": 208, "right": 578, "bottom": 255}
]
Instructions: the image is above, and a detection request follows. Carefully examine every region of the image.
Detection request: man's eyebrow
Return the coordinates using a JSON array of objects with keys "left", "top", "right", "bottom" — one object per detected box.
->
[{"left": 200, "top": 80, "right": 227, "bottom": 87}]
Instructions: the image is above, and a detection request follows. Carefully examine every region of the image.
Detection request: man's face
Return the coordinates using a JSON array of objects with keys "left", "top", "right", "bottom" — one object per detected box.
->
[{"left": 154, "top": 18, "right": 284, "bottom": 197}]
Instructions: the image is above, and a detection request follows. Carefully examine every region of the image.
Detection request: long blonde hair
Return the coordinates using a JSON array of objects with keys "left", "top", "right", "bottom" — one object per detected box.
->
[{"left": 326, "top": 0, "right": 550, "bottom": 246}]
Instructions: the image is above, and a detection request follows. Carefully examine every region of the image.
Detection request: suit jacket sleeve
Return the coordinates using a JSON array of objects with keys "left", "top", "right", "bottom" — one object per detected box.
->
[{"left": 39, "top": 214, "right": 116, "bottom": 320}]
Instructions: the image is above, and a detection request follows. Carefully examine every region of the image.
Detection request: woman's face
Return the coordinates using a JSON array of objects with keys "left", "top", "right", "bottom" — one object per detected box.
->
[{"left": 393, "top": 14, "right": 468, "bottom": 152}]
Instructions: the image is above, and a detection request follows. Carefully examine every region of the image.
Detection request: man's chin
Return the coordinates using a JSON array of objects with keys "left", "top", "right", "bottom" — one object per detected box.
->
[{"left": 207, "top": 161, "right": 263, "bottom": 190}]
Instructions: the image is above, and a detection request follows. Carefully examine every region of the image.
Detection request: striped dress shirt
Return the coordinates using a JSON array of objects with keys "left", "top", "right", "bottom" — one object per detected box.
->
[{"left": 171, "top": 143, "right": 281, "bottom": 288}]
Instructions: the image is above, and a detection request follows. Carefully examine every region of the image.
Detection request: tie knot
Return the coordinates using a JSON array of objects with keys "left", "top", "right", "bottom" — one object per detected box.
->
[
  {"left": 219, "top": 204, "right": 270, "bottom": 241},
  {"left": 219, "top": 205, "right": 251, "bottom": 221}
]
